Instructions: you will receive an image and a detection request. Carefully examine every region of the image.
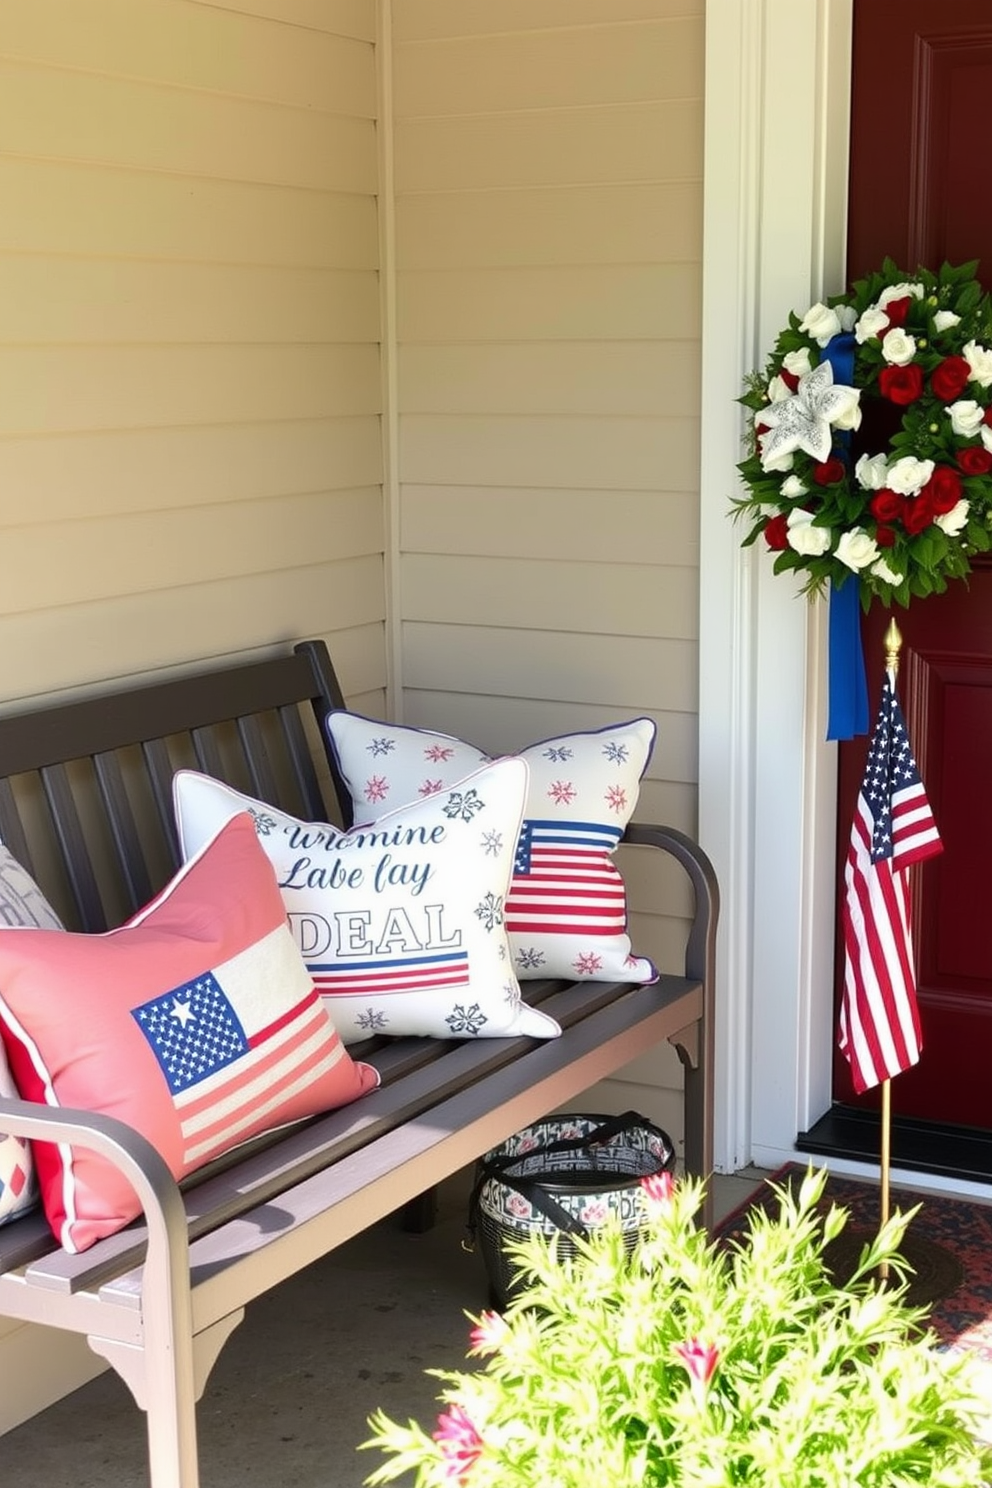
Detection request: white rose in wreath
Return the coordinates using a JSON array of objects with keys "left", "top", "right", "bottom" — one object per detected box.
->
[
  {"left": 798, "top": 303, "right": 844, "bottom": 347},
  {"left": 877, "top": 281, "right": 923, "bottom": 308},
  {"left": 881, "top": 328, "right": 917, "bottom": 366},
  {"left": 935, "top": 500, "right": 971, "bottom": 536},
  {"left": 947, "top": 400, "right": 985, "bottom": 438},
  {"left": 780, "top": 474, "right": 808, "bottom": 498},
  {"left": 835, "top": 528, "right": 879, "bottom": 572},
  {"left": 855, "top": 307, "right": 890, "bottom": 344},
  {"left": 831, "top": 399, "right": 863, "bottom": 432},
  {"left": 767, "top": 374, "right": 794, "bottom": 403},
  {"left": 758, "top": 438, "right": 795, "bottom": 473},
  {"left": 886, "top": 456, "right": 934, "bottom": 496},
  {"left": 786, "top": 510, "right": 832, "bottom": 557},
  {"left": 963, "top": 340, "right": 992, "bottom": 387},
  {"left": 781, "top": 348, "right": 813, "bottom": 379},
  {"left": 871, "top": 557, "right": 905, "bottom": 587},
  {"left": 855, "top": 453, "right": 889, "bottom": 491}
]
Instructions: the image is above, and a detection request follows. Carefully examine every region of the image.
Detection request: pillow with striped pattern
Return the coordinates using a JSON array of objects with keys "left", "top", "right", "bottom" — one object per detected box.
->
[{"left": 323, "top": 712, "right": 658, "bottom": 985}]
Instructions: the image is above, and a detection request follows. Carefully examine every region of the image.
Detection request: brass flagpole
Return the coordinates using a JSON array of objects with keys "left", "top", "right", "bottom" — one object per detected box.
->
[{"left": 878, "top": 615, "right": 903, "bottom": 1280}]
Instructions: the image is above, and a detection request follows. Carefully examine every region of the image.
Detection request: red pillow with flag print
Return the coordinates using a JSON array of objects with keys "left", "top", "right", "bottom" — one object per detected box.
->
[{"left": 0, "top": 813, "right": 378, "bottom": 1253}]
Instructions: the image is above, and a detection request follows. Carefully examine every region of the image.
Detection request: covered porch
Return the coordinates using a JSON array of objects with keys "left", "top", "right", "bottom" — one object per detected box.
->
[{"left": 1, "top": 0, "right": 983, "bottom": 1445}]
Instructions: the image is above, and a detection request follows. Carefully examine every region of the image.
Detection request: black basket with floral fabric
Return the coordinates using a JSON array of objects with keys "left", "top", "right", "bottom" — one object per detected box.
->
[{"left": 467, "top": 1111, "right": 676, "bottom": 1310}]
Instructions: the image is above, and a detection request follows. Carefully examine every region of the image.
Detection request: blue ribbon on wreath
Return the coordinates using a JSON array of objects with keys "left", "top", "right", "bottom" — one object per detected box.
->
[{"left": 821, "top": 331, "right": 868, "bottom": 740}]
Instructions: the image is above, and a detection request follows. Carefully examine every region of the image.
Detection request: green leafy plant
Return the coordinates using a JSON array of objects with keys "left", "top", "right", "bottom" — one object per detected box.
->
[{"left": 362, "top": 1167, "right": 992, "bottom": 1486}]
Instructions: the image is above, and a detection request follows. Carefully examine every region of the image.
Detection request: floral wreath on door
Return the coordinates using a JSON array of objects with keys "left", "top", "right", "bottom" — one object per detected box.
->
[
  {"left": 732, "top": 259, "right": 992, "bottom": 737},
  {"left": 734, "top": 258, "right": 992, "bottom": 608}
]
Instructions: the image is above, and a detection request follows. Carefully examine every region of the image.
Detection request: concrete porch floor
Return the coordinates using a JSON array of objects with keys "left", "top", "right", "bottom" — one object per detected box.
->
[{"left": 0, "top": 1167, "right": 768, "bottom": 1488}]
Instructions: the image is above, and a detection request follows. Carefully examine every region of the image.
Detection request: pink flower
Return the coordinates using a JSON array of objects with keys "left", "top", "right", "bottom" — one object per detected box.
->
[
  {"left": 433, "top": 1404, "right": 484, "bottom": 1483},
  {"left": 468, "top": 1310, "right": 509, "bottom": 1356},
  {"left": 674, "top": 1337, "right": 720, "bottom": 1389},
  {"left": 640, "top": 1170, "right": 675, "bottom": 1209}
]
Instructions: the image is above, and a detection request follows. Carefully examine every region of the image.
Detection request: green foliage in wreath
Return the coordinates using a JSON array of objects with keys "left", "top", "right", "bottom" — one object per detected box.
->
[{"left": 734, "top": 258, "right": 992, "bottom": 608}]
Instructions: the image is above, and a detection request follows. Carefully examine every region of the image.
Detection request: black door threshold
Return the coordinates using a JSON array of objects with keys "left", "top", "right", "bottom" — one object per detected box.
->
[{"left": 797, "top": 1106, "right": 992, "bottom": 1185}]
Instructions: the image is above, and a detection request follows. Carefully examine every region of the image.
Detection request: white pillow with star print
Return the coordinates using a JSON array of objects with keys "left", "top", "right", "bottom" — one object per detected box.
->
[
  {"left": 172, "top": 760, "right": 560, "bottom": 1044},
  {"left": 323, "top": 712, "right": 659, "bottom": 985}
]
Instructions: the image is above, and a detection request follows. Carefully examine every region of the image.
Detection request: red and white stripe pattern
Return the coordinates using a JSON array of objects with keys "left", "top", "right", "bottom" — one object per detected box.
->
[
  {"left": 838, "top": 669, "right": 942, "bottom": 1094},
  {"left": 311, "top": 949, "right": 470, "bottom": 1000},
  {"left": 507, "top": 819, "right": 626, "bottom": 937},
  {"left": 134, "top": 926, "right": 350, "bottom": 1167}
]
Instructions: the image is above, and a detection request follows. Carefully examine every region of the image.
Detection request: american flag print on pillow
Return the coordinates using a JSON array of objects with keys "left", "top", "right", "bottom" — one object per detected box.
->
[
  {"left": 132, "top": 960, "right": 332, "bottom": 1171},
  {"left": 0, "top": 814, "right": 378, "bottom": 1252},
  {"left": 172, "top": 758, "right": 561, "bottom": 1045},
  {"left": 323, "top": 712, "right": 659, "bottom": 985}
]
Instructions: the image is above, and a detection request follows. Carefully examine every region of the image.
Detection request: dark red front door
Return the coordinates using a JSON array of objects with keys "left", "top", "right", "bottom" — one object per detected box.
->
[{"left": 834, "top": 1, "right": 992, "bottom": 1128}]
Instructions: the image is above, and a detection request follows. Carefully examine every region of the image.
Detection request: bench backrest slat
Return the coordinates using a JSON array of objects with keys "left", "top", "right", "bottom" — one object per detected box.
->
[
  {"left": 0, "top": 643, "right": 349, "bottom": 932},
  {"left": 234, "top": 712, "right": 279, "bottom": 806},
  {"left": 142, "top": 736, "right": 183, "bottom": 872},
  {"left": 41, "top": 762, "right": 108, "bottom": 932},
  {"left": 93, "top": 750, "right": 156, "bottom": 916},
  {"left": 0, "top": 775, "right": 33, "bottom": 877},
  {"left": 293, "top": 639, "right": 352, "bottom": 829},
  {"left": 190, "top": 723, "right": 225, "bottom": 782},
  {"left": 276, "top": 703, "right": 328, "bottom": 822}
]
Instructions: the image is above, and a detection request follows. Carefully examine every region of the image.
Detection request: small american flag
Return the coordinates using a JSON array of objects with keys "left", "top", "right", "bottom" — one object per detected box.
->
[
  {"left": 311, "top": 949, "right": 470, "bottom": 999},
  {"left": 507, "top": 819, "right": 627, "bottom": 937},
  {"left": 134, "top": 927, "right": 347, "bottom": 1167},
  {"left": 838, "top": 669, "right": 942, "bottom": 1094}
]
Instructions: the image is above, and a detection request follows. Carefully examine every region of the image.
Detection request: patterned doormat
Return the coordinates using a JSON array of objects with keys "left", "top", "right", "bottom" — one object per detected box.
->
[{"left": 716, "top": 1164, "right": 992, "bottom": 1366}]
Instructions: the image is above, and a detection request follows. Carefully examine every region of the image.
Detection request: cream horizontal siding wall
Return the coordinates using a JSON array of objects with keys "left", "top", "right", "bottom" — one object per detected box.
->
[
  {"left": 0, "top": 0, "right": 384, "bottom": 1430},
  {"left": 391, "top": 0, "right": 705, "bottom": 1150},
  {"left": 0, "top": 0, "right": 386, "bottom": 713}
]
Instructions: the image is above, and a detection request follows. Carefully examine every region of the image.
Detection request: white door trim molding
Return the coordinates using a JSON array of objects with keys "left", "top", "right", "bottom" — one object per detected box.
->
[{"left": 699, "top": 0, "right": 853, "bottom": 1173}]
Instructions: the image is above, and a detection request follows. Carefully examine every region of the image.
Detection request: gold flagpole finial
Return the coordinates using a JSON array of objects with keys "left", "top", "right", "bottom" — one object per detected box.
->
[{"left": 884, "top": 617, "right": 903, "bottom": 675}]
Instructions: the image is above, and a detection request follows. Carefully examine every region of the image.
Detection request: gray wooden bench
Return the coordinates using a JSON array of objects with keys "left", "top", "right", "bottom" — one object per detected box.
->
[{"left": 0, "top": 639, "right": 718, "bottom": 1488}]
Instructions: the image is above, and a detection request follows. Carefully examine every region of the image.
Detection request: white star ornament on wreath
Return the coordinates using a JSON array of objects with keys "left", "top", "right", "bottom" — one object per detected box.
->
[{"left": 758, "top": 361, "right": 861, "bottom": 470}]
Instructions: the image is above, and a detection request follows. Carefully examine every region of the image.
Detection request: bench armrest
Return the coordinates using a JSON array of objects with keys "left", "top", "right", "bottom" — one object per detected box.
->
[
  {"left": 0, "top": 1095, "right": 189, "bottom": 1283},
  {"left": 621, "top": 822, "right": 720, "bottom": 987}
]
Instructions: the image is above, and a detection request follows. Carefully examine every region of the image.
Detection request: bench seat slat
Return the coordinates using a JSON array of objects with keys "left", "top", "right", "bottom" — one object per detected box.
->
[
  {"left": 0, "top": 1209, "right": 57, "bottom": 1272},
  {"left": 98, "top": 975, "right": 699, "bottom": 1316},
  {"left": 25, "top": 976, "right": 690, "bottom": 1298},
  {"left": 186, "top": 980, "right": 703, "bottom": 1326}
]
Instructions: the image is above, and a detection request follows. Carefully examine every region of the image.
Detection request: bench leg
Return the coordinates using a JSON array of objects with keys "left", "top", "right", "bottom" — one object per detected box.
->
[
  {"left": 669, "top": 1021, "right": 715, "bottom": 1233},
  {"left": 400, "top": 1185, "right": 438, "bottom": 1232},
  {"left": 89, "top": 1330, "right": 201, "bottom": 1488},
  {"left": 144, "top": 1376, "right": 200, "bottom": 1488}
]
